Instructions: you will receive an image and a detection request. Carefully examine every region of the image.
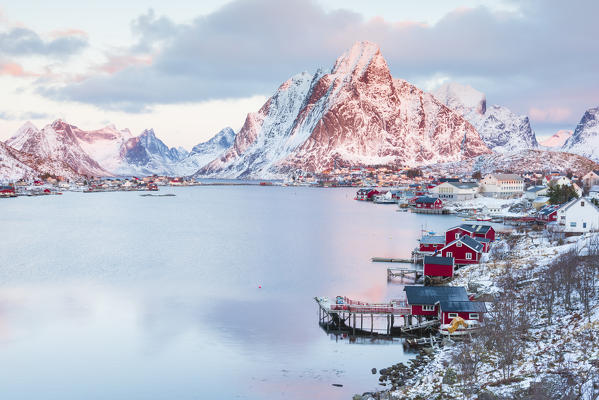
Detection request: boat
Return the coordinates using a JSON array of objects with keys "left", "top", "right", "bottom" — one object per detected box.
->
[{"left": 439, "top": 318, "right": 482, "bottom": 336}]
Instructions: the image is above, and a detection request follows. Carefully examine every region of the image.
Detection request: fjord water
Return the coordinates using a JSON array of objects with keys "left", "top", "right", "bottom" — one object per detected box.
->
[{"left": 1, "top": 187, "right": 464, "bottom": 400}]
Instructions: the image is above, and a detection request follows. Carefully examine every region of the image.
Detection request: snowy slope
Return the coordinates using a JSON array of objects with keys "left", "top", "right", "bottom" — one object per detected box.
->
[
  {"left": 539, "top": 129, "right": 573, "bottom": 148},
  {"left": 74, "top": 124, "right": 133, "bottom": 173},
  {"left": 433, "top": 82, "right": 538, "bottom": 153},
  {"left": 198, "top": 41, "right": 490, "bottom": 179},
  {"left": 426, "top": 149, "right": 599, "bottom": 176},
  {"left": 561, "top": 107, "right": 599, "bottom": 162},
  {"left": 173, "top": 127, "right": 235, "bottom": 176},
  {"left": 0, "top": 140, "right": 81, "bottom": 182},
  {"left": 7, "top": 120, "right": 111, "bottom": 177}
]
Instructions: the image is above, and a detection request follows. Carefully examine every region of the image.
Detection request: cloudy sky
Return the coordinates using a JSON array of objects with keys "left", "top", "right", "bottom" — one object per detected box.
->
[{"left": 0, "top": 0, "right": 597, "bottom": 148}]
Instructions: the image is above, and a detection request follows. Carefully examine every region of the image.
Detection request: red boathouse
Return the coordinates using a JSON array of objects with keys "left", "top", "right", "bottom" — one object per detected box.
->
[
  {"left": 423, "top": 255, "right": 455, "bottom": 278},
  {"left": 445, "top": 224, "right": 495, "bottom": 244},
  {"left": 440, "top": 235, "right": 484, "bottom": 265}
]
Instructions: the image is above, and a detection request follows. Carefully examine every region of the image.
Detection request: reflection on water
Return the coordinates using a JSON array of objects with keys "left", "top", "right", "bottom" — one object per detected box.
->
[{"left": 0, "top": 187, "right": 467, "bottom": 399}]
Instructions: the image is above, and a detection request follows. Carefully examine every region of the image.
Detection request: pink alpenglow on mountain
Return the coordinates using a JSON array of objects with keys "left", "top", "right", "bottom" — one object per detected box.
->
[
  {"left": 540, "top": 130, "right": 573, "bottom": 148},
  {"left": 199, "top": 41, "right": 491, "bottom": 178},
  {"left": 7, "top": 120, "right": 111, "bottom": 177}
]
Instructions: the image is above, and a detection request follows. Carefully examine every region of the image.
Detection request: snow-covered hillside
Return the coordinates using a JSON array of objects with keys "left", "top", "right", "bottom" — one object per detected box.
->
[
  {"left": 198, "top": 41, "right": 490, "bottom": 179},
  {"left": 426, "top": 149, "right": 599, "bottom": 176},
  {"left": 433, "top": 82, "right": 538, "bottom": 153},
  {"left": 561, "top": 107, "right": 599, "bottom": 162}
]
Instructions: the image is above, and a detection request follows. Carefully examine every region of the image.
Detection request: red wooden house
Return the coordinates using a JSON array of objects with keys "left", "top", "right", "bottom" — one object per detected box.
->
[
  {"left": 404, "top": 285, "right": 469, "bottom": 317},
  {"left": 438, "top": 300, "right": 487, "bottom": 324},
  {"left": 423, "top": 255, "right": 455, "bottom": 278},
  {"left": 355, "top": 188, "right": 379, "bottom": 201},
  {"left": 440, "top": 235, "right": 484, "bottom": 265},
  {"left": 445, "top": 224, "right": 495, "bottom": 244},
  {"left": 536, "top": 204, "right": 559, "bottom": 223},
  {"left": 475, "top": 237, "right": 491, "bottom": 253},
  {"left": 419, "top": 235, "right": 446, "bottom": 253},
  {"left": 413, "top": 196, "right": 443, "bottom": 209},
  {"left": 0, "top": 185, "right": 16, "bottom": 196}
]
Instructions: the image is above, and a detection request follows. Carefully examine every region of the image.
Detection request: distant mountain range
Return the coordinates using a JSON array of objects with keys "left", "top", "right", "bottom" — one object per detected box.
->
[{"left": 1, "top": 41, "right": 598, "bottom": 181}]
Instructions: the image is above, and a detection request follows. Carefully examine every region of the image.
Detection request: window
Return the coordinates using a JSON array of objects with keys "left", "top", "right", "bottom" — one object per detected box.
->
[
  {"left": 584, "top": 222, "right": 587, "bottom": 228},
  {"left": 422, "top": 305, "right": 435, "bottom": 312},
  {"left": 571, "top": 222, "right": 577, "bottom": 227},
  {"left": 466, "top": 253, "right": 472, "bottom": 260},
  {"left": 457, "top": 242, "right": 462, "bottom": 247},
  {"left": 448, "top": 313, "right": 458, "bottom": 319},
  {"left": 469, "top": 313, "right": 479, "bottom": 319},
  {"left": 581, "top": 201, "right": 585, "bottom": 207},
  {"left": 446, "top": 252, "right": 452, "bottom": 258},
  {"left": 455, "top": 233, "right": 460, "bottom": 239}
]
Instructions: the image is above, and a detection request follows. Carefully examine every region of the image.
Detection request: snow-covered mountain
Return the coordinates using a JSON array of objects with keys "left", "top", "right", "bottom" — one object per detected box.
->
[
  {"left": 539, "top": 130, "right": 573, "bottom": 148},
  {"left": 119, "top": 129, "right": 189, "bottom": 176},
  {"left": 433, "top": 82, "right": 538, "bottom": 153},
  {"left": 0, "top": 140, "right": 81, "bottom": 182},
  {"left": 73, "top": 123, "right": 133, "bottom": 173},
  {"left": 173, "top": 127, "right": 235, "bottom": 176},
  {"left": 561, "top": 107, "right": 599, "bottom": 162},
  {"left": 6, "top": 120, "right": 111, "bottom": 177},
  {"left": 198, "top": 41, "right": 490, "bottom": 179}
]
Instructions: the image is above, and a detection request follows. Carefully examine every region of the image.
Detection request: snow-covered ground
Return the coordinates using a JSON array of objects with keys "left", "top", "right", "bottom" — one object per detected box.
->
[{"left": 358, "top": 230, "right": 599, "bottom": 399}]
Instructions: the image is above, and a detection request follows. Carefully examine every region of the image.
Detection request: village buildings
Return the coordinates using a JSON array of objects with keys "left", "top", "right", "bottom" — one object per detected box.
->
[{"left": 480, "top": 174, "right": 525, "bottom": 198}]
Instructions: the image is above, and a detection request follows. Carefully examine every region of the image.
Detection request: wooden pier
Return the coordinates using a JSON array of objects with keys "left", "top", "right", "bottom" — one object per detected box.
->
[
  {"left": 315, "top": 296, "right": 410, "bottom": 336},
  {"left": 387, "top": 266, "right": 423, "bottom": 282},
  {"left": 410, "top": 208, "right": 450, "bottom": 215}
]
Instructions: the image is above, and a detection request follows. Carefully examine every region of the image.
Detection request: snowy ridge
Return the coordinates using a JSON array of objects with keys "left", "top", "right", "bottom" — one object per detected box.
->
[
  {"left": 198, "top": 41, "right": 491, "bottom": 179},
  {"left": 0, "top": 141, "right": 80, "bottom": 182},
  {"left": 433, "top": 82, "right": 539, "bottom": 153},
  {"left": 561, "top": 107, "right": 599, "bottom": 162}
]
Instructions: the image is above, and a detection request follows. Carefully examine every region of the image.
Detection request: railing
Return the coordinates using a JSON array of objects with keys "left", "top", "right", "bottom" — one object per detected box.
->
[{"left": 330, "top": 297, "right": 411, "bottom": 314}]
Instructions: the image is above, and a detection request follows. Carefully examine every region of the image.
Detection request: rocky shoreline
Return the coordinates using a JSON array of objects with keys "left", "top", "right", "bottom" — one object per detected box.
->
[{"left": 354, "top": 348, "right": 436, "bottom": 400}]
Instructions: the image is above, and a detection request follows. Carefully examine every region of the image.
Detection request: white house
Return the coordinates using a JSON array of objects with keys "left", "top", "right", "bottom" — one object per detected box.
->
[
  {"left": 546, "top": 176, "right": 583, "bottom": 197},
  {"left": 480, "top": 174, "right": 524, "bottom": 198},
  {"left": 430, "top": 182, "right": 479, "bottom": 201},
  {"left": 590, "top": 185, "right": 599, "bottom": 200},
  {"left": 557, "top": 197, "right": 599, "bottom": 233},
  {"left": 582, "top": 170, "right": 599, "bottom": 188}
]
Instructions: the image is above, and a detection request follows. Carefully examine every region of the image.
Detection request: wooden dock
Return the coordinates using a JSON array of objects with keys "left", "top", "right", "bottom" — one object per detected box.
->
[
  {"left": 410, "top": 208, "right": 450, "bottom": 215},
  {"left": 315, "top": 297, "right": 410, "bottom": 336},
  {"left": 387, "top": 266, "right": 423, "bottom": 281}
]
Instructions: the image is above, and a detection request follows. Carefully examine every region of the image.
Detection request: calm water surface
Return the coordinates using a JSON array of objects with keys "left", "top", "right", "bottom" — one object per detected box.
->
[{"left": 1, "top": 186, "right": 466, "bottom": 400}]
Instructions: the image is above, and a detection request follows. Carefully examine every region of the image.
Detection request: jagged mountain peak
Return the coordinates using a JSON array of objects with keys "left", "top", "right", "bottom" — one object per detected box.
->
[
  {"left": 539, "top": 129, "right": 573, "bottom": 148},
  {"left": 561, "top": 106, "right": 599, "bottom": 162},
  {"left": 433, "top": 81, "right": 538, "bottom": 153},
  {"left": 197, "top": 42, "right": 490, "bottom": 179}
]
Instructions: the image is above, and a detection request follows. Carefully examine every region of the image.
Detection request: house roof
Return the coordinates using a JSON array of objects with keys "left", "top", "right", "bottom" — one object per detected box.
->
[
  {"left": 526, "top": 186, "right": 547, "bottom": 193},
  {"left": 404, "top": 286, "right": 469, "bottom": 305},
  {"left": 474, "top": 237, "right": 490, "bottom": 243},
  {"left": 452, "top": 182, "right": 479, "bottom": 189},
  {"left": 488, "top": 173, "right": 523, "bottom": 181},
  {"left": 443, "top": 235, "right": 484, "bottom": 253},
  {"left": 415, "top": 196, "right": 438, "bottom": 204},
  {"left": 420, "top": 235, "right": 446, "bottom": 245},
  {"left": 439, "top": 300, "right": 487, "bottom": 313},
  {"left": 454, "top": 224, "right": 493, "bottom": 234},
  {"left": 538, "top": 204, "right": 560, "bottom": 215},
  {"left": 424, "top": 255, "right": 454, "bottom": 266},
  {"left": 559, "top": 197, "right": 599, "bottom": 214}
]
